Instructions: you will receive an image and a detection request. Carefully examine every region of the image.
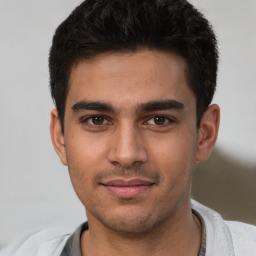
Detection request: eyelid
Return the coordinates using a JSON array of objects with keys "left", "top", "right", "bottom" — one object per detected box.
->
[
  {"left": 143, "top": 115, "right": 176, "bottom": 125},
  {"left": 81, "top": 115, "right": 112, "bottom": 126},
  {"left": 80, "top": 114, "right": 176, "bottom": 127}
]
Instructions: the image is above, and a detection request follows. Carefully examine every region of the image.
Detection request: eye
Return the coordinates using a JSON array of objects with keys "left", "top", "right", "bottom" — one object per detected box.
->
[
  {"left": 88, "top": 116, "right": 106, "bottom": 125},
  {"left": 146, "top": 115, "right": 174, "bottom": 126},
  {"left": 82, "top": 116, "right": 110, "bottom": 126}
]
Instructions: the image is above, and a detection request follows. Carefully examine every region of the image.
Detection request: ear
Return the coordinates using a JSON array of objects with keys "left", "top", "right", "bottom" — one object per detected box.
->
[
  {"left": 195, "top": 104, "right": 220, "bottom": 162},
  {"left": 50, "top": 109, "right": 67, "bottom": 166}
]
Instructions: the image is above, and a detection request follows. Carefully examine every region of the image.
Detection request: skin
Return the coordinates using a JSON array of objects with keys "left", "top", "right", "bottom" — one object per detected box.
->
[{"left": 51, "top": 49, "right": 220, "bottom": 256}]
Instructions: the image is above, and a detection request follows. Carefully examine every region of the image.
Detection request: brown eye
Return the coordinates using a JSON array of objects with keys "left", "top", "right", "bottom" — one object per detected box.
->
[
  {"left": 146, "top": 115, "right": 174, "bottom": 127},
  {"left": 91, "top": 116, "right": 105, "bottom": 125},
  {"left": 153, "top": 116, "right": 166, "bottom": 125},
  {"left": 81, "top": 115, "right": 112, "bottom": 132}
]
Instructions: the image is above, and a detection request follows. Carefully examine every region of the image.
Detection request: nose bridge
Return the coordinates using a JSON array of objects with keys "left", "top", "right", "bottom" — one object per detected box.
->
[{"left": 108, "top": 120, "right": 147, "bottom": 167}]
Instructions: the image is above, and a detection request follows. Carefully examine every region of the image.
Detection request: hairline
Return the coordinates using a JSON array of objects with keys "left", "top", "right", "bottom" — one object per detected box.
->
[{"left": 60, "top": 47, "right": 200, "bottom": 133}]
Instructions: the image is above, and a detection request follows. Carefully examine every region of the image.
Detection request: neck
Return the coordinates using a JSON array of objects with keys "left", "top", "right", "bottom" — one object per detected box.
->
[{"left": 81, "top": 201, "right": 202, "bottom": 256}]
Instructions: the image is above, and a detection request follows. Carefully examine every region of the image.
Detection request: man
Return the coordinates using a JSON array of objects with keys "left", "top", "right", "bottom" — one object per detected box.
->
[{"left": 3, "top": 0, "right": 256, "bottom": 255}]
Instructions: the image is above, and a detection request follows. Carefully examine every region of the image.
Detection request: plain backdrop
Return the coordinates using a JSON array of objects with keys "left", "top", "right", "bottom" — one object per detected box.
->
[{"left": 0, "top": 0, "right": 255, "bottom": 247}]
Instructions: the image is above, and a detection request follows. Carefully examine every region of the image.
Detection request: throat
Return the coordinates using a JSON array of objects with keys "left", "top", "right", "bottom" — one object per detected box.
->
[{"left": 80, "top": 210, "right": 202, "bottom": 256}]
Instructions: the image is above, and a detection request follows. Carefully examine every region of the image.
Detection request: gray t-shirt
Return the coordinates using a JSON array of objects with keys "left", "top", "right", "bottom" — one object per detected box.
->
[{"left": 60, "top": 222, "right": 88, "bottom": 256}]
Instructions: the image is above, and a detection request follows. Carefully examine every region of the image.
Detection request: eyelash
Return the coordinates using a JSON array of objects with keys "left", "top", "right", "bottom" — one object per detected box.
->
[
  {"left": 81, "top": 115, "right": 111, "bottom": 126},
  {"left": 144, "top": 115, "right": 176, "bottom": 126},
  {"left": 80, "top": 115, "right": 176, "bottom": 129}
]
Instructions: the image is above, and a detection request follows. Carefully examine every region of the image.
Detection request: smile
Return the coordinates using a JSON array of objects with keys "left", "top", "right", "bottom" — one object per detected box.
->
[{"left": 101, "top": 179, "right": 155, "bottom": 199}]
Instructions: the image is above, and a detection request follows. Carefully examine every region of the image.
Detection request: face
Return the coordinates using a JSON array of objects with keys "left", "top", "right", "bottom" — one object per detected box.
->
[{"left": 51, "top": 50, "right": 216, "bottom": 234}]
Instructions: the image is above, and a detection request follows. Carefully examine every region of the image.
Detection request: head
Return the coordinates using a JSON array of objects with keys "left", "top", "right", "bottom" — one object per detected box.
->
[
  {"left": 49, "top": 0, "right": 218, "bottom": 132},
  {"left": 49, "top": 0, "right": 220, "bottom": 235}
]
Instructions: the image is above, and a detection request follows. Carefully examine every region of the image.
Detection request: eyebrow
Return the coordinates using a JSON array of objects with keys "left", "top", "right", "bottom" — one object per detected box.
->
[
  {"left": 71, "top": 99, "right": 184, "bottom": 114},
  {"left": 71, "top": 101, "right": 116, "bottom": 113},
  {"left": 137, "top": 99, "right": 184, "bottom": 113}
]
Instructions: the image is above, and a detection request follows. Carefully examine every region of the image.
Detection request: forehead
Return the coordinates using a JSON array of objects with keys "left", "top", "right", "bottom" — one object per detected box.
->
[{"left": 66, "top": 50, "right": 195, "bottom": 111}]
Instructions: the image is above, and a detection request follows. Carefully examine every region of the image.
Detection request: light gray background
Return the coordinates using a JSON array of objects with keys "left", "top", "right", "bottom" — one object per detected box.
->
[{"left": 0, "top": 0, "right": 255, "bottom": 246}]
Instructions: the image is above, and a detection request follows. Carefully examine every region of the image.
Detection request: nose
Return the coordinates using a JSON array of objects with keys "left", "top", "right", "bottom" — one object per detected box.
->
[{"left": 107, "top": 122, "right": 148, "bottom": 168}]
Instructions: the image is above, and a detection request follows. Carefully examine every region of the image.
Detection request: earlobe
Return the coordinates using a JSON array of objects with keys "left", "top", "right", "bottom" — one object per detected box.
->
[
  {"left": 195, "top": 104, "right": 220, "bottom": 162},
  {"left": 50, "top": 109, "right": 67, "bottom": 166}
]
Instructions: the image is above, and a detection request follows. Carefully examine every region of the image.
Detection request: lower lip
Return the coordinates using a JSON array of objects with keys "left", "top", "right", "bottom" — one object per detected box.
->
[{"left": 103, "top": 185, "right": 152, "bottom": 198}]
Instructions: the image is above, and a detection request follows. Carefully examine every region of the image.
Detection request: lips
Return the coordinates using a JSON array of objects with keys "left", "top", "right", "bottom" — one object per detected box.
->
[{"left": 101, "top": 179, "right": 155, "bottom": 199}]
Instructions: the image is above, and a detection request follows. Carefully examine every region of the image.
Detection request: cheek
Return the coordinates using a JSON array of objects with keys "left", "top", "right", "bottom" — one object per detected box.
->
[
  {"left": 64, "top": 134, "right": 108, "bottom": 196},
  {"left": 147, "top": 129, "right": 197, "bottom": 182},
  {"left": 66, "top": 132, "right": 108, "bottom": 166}
]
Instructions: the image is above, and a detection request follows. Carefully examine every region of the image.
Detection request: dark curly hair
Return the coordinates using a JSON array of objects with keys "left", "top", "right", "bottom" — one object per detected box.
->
[{"left": 49, "top": 0, "right": 218, "bottom": 132}]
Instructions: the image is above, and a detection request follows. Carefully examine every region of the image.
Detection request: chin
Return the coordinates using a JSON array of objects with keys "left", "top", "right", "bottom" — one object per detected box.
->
[{"left": 90, "top": 206, "right": 174, "bottom": 234}]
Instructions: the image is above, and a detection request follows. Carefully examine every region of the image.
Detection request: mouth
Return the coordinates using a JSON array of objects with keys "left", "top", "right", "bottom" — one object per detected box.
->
[{"left": 100, "top": 179, "right": 155, "bottom": 199}]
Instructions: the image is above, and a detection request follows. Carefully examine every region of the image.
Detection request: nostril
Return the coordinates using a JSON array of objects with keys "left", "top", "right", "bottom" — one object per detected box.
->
[
  {"left": 106, "top": 126, "right": 148, "bottom": 167},
  {"left": 108, "top": 149, "right": 148, "bottom": 169}
]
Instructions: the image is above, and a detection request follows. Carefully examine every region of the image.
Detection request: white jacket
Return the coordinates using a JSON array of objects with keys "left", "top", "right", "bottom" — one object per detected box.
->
[{"left": 1, "top": 200, "right": 256, "bottom": 256}]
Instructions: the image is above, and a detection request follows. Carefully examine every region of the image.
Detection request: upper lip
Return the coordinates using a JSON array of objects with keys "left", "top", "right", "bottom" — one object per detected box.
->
[{"left": 101, "top": 179, "right": 155, "bottom": 187}]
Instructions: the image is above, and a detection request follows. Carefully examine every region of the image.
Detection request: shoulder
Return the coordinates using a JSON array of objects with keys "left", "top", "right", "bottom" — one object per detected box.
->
[
  {"left": 0, "top": 229, "right": 71, "bottom": 256},
  {"left": 191, "top": 199, "right": 256, "bottom": 255},
  {"left": 225, "top": 220, "right": 256, "bottom": 255}
]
